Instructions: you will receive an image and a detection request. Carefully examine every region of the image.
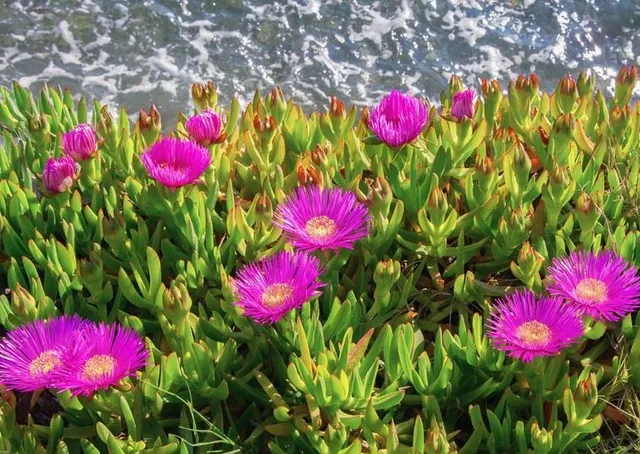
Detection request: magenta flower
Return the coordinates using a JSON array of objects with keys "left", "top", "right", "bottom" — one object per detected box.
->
[
  {"left": 141, "top": 137, "right": 212, "bottom": 189},
  {"left": 547, "top": 250, "right": 640, "bottom": 322},
  {"left": 42, "top": 155, "right": 79, "bottom": 193},
  {"left": 273, "top": 186, "right": 370, "bottom": 252},
  {"left": 233, "top": 251, "right": 325, "bottom": 324},
  {"left": 487, "top": 290, "right": 583, "bottom": 363},
  {"left": 63, "top": 124, "right": 97, "bottom": 161},
  {"left": 185, "top": 109, "right": 223, "bottom": 146},
  {"left": 368, "top": 90, "right": 428, "bottom": 148},
  {"left": 53, "top": 323, "right": 148, "bottom": 396},
  {"left": 451, "top": 89, "right": 476, "bottom": 120},
  {"left": 0, "top": 316, "right": 87, "bottom": 392}
]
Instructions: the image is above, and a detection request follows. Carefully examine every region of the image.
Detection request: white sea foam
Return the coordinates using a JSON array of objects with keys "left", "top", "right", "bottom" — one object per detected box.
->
[{"left": 0, "top": 0, "right": 636, "bottom": 122}]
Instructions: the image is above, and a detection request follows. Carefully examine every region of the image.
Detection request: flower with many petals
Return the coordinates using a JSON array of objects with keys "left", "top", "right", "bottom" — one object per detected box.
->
[
  {"left": 547, "top": 250, "right": 640, "bottom": 322},
  {"left": 42, "top": 155, "right": 79, "bottom": 193},
  {"left": 141, "top": 137, "right": 212, "bottom": 189},
  {"left": 451, "top": 89, "right": 476, "bottom": 120},
  {"left": 487, "top": 290, "right": 583, "bottom": 363},
  {"left": 185, "top": 109, "right": 223, "bottom": 146},
  {"left": 0, "top": 316, "right": 87, "bottom": 392},
  {"left": 274, "top": 186, "right": 370, "bottom": 252},
  {"left": 63, "top": 124, "right": 97, "bottom": 161},
  {"left": 368, "top": 90, "right": 428, "bottom": 148},
  {"left": 233, "top": 251, "right": 325, "bottom": 324},
  {"left": 53, "top": 323, "right": 148, "bottom": 396}
]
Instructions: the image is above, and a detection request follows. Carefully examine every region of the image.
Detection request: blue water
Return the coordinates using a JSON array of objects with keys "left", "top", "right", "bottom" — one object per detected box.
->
[{"left": 1, "top": 0, "right": 639, "bottom": 121}]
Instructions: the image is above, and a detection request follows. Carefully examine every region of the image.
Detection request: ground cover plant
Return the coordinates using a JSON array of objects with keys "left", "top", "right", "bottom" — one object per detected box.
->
[{"left": 0, "top": 67, "right": 640, "bottom": 453}]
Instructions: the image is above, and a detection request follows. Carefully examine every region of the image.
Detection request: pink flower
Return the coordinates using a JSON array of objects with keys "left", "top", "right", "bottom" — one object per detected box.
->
[
  {"left": 487, "top": 290, "right": 583, "bottom": 363},
  {"left": 185, "top": 110, "right": 223, "bottom": 146},
  {"left": 273, "top": 186, "right": 370, "bottom": 252},
  {"left": 53, "top": 323, "right": 148, "bottom": 396},
  {"left": 141, "top": 137, "right": 212, "bottom": 189},
  {"left": 0, "top": 316, "right": 88, "bottom": 392},
  {"left": 233, "top": 251, "right": 325, "bottom": 324},
  {"left": 63, "top": 124, "right": 97, "bottom": 161},
  {"left": 547, "top": 250, "right": 640, "bottom": 322},
  {"left": 451, "top": 89, "right": 476, "bottom": 120},
  {"left": 368, "top": 90, "right": 428, "bottom": 148},
  {"left": 42, "top": 155, "right": 79, "bottom": 193}
]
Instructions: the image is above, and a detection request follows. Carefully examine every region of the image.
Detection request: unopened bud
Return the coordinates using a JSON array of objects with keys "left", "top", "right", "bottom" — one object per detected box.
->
[
  {"left": 311, "top": 145, "right": 328, "bottom": 167},
  {"left": 550, "top": 164, "right": 568, "bottom": 186},
  {"left": 137, "top": 104, "right": 161, "bottom": 145},
  {"left": 191, "top": 81, "right": 217, "bottom": 110},
  {"left": 577, "top": 70, "right": 596, "bottom": 98},
  {"left": 474, "top": 154, "right": 494, "bottom": 175},
  {"left": 556, "top": 75, "right": 578, "bottom": 114},
  {"left": 611, "top": 104, "right": 632, "bottom": 138},
  {"left": 297, "top": 165, "right": 322, "bottom": 186},
  {"left": 448, "top": 74, "right": 464, "bottom": 98},
  {"left": 360, "top": 106, "right": 370, "bottom": 127},
  {"left": 11, "top": 284, "right": 36, "bottom": 320},
  {"left": 428, "top": 186, "right": 447, "bottom": 210},
  {"left": 256, "top": 193, "right": 273, "bottom": 220},
  {"left": 615, "top": 65, "right": 638, "bottom": 106},
  {"left": 329, "top": 96, "right": 346, "bottom": 117},
  {"left": 514, "top": 73, "right": 541, "bottom": 95},
  {"left": 28, "top": 113, "right": 51, "bottom": 147}
]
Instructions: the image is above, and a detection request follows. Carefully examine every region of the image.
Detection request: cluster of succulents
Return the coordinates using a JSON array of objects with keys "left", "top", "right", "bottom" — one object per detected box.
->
[{"left": 1, "top": 65, "right": 640, "bottom": 453}]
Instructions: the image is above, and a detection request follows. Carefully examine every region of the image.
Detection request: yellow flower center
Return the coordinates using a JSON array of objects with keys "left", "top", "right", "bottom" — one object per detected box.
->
[
  {"left": 575, "top": 278, "right": 607, "bottom": 305},
  {"left": 516, "top": 321, "right": 551, "bottom": 347},
  {"left": 82, "top": 354, "right": 117, "bottom": 381},
  {"left": 29, "top": 350, "right": 62, "bottom": 378},
  {"left": 262, "top": 283, "right": 294, "bottom": 308},
  {"left": 305, "top": 215, "right": 336, "bottom": 240}
]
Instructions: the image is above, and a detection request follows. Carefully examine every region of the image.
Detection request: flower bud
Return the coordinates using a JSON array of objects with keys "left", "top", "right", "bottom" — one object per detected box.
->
[
  {"left": 556, "top": 75, "right": 578, "bottom": 114},
  {"left": 451, "top": 89, "right": 476, "bottom": 121},
  {"left": 269, "top": 86, "right": 287, "bottom": 120},
  {"left": 28, "top": 113, "right": 51, "bottom": 147},
  {"left": 474, "top": 153, "right": 494, "bottom": 175},
  {"left": 448, "top": 75, "right": 464, "bottom": 97},
  {"left": 162, "top": 282, "right": 192, "bottom": 323},
  {"left": 550, "top": 113, "right": 575, "bottom": 152},
  {"left": 360, "top": 106, "right": 370, "bottom": 128},
  {"left": 297, "top": 165, "right": 322, "bottom": 186},
  {"left": 311, "top": 145, "right": 328, "bottom": 167},
  {"left": 531, "top": 421, "right": 553, "bottom": 453},
  {"left": 63, "top": 124, "right": 98, "bottom": 161},
  {"left": 525, "top": 145, "right": 543, "bottom": 173},
  {"left": 573, "top": 373, "right": 598, "bottom": 421},
  {"left": 610, "top": 104, "right": 632, "bottom": 138},
  {"left": 366, "top": 176, "right": 392, "bottom": 214},
  {"left": 513, "top": 143, "right": 532, "bottom": 174},
  {"left": 491, "top": 126, "right": 518, "bottom": 158},
  {"left": 185, "top": 109, "right": 223, "bottom": 146},
  {"left": 373, "top": 258, "right": 401, "bottom": 292},
  {"left": 137, "top": 104, "right": 162, "bottom": 145},
  {"left": 577, "top": 70, "right": 596, "bottom": 98},
  {"left": 575, "top": 191, "right": 600, "bottom": 233},
  {"left": 538, "top": 126, "right": 549, "bottom": 146},
  {"left": 192, "top": 81, "right": 217, "bottom": 110},
  {"left": 255, "top": 193, "right": 273, "bottom": 221},
  {"left": 481, "top": 78, "right": 503, "bottom": 121},
  {"left": 514, "top": 73, "right": 541, "bottom": 96},
  {"left": 42, "top": 155, "right": 79, "bottom": 194},
  {"left": 11, "top": 284, "right": 36, "bottom": 320},
  {"left": 427, "top": 186, "right": 447, "bottom": 210},
  {"left": 514, "top": 241, "right": 545, "bottom": 287},
  {"left": 329, "top": 96, "right": 346, "bottom": 118},
  {"left": 550, "top": 163, "right": 568, "bottom": 186},
  {"left": 615, "top": 65, "right": 638, "bottom": 107}
]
